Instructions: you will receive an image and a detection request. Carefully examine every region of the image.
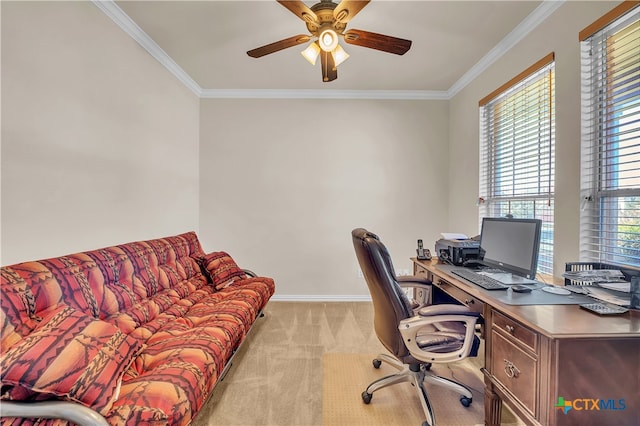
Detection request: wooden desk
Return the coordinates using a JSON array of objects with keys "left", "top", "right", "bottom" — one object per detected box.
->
[{"left": 412, "top": 258, "right": 640, "bottom": 426}]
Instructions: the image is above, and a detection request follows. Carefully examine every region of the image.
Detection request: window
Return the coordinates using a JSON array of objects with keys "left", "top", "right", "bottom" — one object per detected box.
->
[
  {"left": 580, "top": 3, "right": 640, "bottom": 267},
  {"left": 479, "top": 54, "right": 555, "bottom": 276}
]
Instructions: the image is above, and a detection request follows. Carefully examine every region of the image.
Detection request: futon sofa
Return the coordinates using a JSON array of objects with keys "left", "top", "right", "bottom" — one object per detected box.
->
[{"left": 0, "top": 232, "right": 275, "bottom": 425}]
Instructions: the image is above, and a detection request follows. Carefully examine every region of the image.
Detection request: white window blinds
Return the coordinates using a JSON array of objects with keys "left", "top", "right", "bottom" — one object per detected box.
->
[
  {"left": 479, "top": 54, "right": 555, "bottom": 275},
  {"left": 580, "top": 3, "right": 640, "bottom": 267}
]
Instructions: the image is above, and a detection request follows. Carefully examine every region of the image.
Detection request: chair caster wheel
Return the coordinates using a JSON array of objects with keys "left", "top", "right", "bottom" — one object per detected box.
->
[
  {"left": 421, "top": 421, "right": 430, "bottom": 426},
  {"left": 372, "top": 359, "right": 382, "bottom": 369},
  {"left": 362, "top": 391, "right": 372, "bottom": 404},
  {"left": 460, "top": 396, "right": 472, "bottom": 407}
]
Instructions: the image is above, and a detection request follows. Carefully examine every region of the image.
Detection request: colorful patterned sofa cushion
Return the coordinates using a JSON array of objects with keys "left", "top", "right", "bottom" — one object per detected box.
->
[
  {"left": 0, "top": 304, "right": 142, "bottom": 415},
  {"left": 0, "top": 232, "right": 275, "bottom": 426},
  {"left": 201, "top": 251, "right": 248, "bottom": 289}
]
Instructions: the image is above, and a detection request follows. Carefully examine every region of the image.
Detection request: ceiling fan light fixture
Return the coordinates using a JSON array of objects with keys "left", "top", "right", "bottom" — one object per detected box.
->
[
  {"left": 331, "top": 44, "right": 349, "bottom": 67},
  {"left": 301, "top": 42, "right": 320, "bottom": 65},
  {"left": 318, "top": 27, "right": 339, "bottom": 52},
  {"left": 247, "top": 1, "right": 413, "bottom": 82}
]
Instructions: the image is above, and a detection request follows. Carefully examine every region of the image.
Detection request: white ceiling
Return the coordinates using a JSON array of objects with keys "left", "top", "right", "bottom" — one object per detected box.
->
[{"left": 105, "top": 1, "right": 556, "bottom": 97}]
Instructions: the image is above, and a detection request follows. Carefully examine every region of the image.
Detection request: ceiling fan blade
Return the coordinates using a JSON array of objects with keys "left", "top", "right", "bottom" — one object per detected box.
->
[
  {"left": 277, "top": 1, "right": 318, "bottom": 25},
  {"left": 320, "top": 50, "right": 337, "bottom": 82},
  {"left": 343, "top": 29, "right": 412, "bottom": 55},
  {"left": 247, "top": 35, "right": 311, "bottom": 58},
  {"left": 333, "top": 0, "right": 370, "bottom": 23}
]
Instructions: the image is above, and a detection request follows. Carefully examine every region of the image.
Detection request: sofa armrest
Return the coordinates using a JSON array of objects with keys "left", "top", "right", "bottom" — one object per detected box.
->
[
  {"left": 242, "top": 269, "right": 257, "bottom": 278},
  {"left": 0, "top": 401, "right": 109, "bottom": 426}
]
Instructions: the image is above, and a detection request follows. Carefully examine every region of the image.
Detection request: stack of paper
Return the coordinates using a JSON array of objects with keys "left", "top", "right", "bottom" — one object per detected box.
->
[
  {"left": 597, "top": 281, "right": 631, "bottom": 293},
  {"left": 562, "top": 269, "right": 626, "bottom": 284},
  {"left": 586, "top": 287, "right": 631, "bottom": 306}
]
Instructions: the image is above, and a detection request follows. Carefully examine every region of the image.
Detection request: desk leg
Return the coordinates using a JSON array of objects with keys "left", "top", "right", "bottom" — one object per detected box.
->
[{"left": 482, "top": 368, "right": 502, "bottom": 426}]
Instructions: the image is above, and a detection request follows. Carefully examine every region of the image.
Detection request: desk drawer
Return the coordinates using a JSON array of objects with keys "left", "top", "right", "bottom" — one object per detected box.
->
[
  {"left": 434, "top": 279, "right": 484, "bottom": 314},
  {"left": 491, "top": 331, "right": 537, "bottom": 416},
  {"left": 493, "top": 311, "right": 537, "bottom": 351},
  {"left": 414, "top": 264, "right": 429, "bottom": 278}
]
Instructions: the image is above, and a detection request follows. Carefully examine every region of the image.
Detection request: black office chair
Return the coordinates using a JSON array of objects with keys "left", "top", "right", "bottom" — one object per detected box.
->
[{"left": 351, "top": 228, "right": 481, "bottom": 426}]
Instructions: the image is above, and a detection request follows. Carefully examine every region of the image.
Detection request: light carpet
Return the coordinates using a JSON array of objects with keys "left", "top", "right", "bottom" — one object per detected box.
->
[{"left": 322, "top": 353, "right": 522, "bottom": 426}]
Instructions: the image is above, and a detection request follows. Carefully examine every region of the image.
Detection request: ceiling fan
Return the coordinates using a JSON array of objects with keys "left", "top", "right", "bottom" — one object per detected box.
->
[{"left": 247, "top": 0, "right": 412, "bottom": 82}]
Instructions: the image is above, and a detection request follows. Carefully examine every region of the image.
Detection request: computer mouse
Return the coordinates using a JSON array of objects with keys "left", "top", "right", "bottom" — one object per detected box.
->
[{"left": 511, "top": 285, "right": 533, "bottom": 293}]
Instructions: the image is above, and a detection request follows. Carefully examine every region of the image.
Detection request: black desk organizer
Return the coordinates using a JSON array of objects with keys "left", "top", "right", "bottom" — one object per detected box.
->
[{"left": 566, "top": 262, "right": 640, "bottom": 312}]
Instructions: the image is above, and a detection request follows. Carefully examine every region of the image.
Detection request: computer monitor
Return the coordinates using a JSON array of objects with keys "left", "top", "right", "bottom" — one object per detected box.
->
[{"left": 479, "top": 217, "right": 542, "bottom": 280}]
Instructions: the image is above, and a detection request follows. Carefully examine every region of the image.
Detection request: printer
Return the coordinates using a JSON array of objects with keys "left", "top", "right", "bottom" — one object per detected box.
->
[{"left": 435, "top": 237, "right": 480, "bottom": 266}]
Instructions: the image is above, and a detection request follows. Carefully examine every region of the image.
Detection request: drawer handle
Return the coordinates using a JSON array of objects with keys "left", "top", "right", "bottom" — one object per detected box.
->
[
  {"left": 464, "top": 299, "right": 475, "bottom": 305},
  {"left": 505, "top": 325, "right": 515, "bottom": 334},
  {"left": 503, "top": 359, "right": 520, "bottom": 378}
]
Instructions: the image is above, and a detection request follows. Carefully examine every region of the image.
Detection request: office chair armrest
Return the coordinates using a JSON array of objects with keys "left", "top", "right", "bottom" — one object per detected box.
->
[
  {"left": 399, "top": 304, "right": 480, "bottom": 363},
  {"left": 416, "top": 304, "right": 477, "bottom": 317},
  {"left": 0, "top": 401, "right": 109, "bottom": 426},
  {"left": 397, "top": 275, "right": 432, "bottom": 288},
  {"left": 397, "top": 276, "right": 432, "bottom": 308}
]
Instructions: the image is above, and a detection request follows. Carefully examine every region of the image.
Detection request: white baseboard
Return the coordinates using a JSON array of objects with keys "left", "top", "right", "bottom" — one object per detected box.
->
[{"left": 270, "top": 294, "right": 372, "bottom": 302}]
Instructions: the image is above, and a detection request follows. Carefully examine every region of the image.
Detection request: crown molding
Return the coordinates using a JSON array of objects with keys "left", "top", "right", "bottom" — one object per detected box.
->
[
  {"left": 92, "top": 0, "right": 203, "bottom": 97},
  {"left": 200, "top": 89, "right": 450, "bottom": 100},
  {"left": 447, "top": 0, "right": 565, "bottom": 98},
  {"left": 95, "top": 0, "right": 564, "bottom": 101}
]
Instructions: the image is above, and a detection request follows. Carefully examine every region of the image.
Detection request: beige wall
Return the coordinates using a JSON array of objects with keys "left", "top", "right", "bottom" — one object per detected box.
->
[
  {"left": 1, "top": 1, "right": 200, "bottom": 264},
  {"left": 200, "top": 99, "right": 449, "bottom": 298},
  {"left": 1, "top": 1, "right": 621, "bottom": 294},
  {"left": 448, "top": 1, "right": 616, "bottom": 277}
]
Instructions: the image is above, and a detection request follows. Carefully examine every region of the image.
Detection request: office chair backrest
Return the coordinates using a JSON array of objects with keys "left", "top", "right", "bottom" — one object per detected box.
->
[{"left": 352, "top": 228, "right": 413, "bottom": 359}]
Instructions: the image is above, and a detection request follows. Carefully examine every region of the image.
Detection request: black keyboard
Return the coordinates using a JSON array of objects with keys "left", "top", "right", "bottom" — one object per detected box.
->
[
  {"left": 579, "top": 302, "right": 628, "bottom": 315},
  {"left": 451, "top": 269, "right": 508, "bottom": 290}
]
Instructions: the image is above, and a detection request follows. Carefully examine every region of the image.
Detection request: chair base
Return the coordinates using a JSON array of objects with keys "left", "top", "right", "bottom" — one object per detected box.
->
[{"left": 362, "top": 353, "right": 473, "bottom": 426}]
